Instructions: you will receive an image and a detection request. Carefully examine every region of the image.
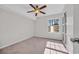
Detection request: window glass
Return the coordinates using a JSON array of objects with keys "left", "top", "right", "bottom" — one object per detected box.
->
[{"left": 48, "top": 19, "right": 59, "bottom": 32}]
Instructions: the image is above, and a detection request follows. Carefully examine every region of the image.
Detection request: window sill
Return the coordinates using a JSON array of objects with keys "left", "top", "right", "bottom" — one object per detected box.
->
[{"left": 48, "top": 32, "right": 64, "bottom": 34}]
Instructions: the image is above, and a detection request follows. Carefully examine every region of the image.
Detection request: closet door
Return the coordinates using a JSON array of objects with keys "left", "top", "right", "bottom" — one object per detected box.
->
[{"left": 63, "top": 12, "right": 67, "bottom": 45}]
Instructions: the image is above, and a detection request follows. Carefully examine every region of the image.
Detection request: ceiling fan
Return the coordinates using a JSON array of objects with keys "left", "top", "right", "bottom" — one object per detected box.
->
[{"left": 27, "top": 4, "right": 47, "bottom": 16}]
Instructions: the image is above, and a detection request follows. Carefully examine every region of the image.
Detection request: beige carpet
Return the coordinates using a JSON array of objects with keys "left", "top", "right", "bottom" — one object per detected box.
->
[{"left": 0, "top": 37, "right": 68, "bottom": 54}]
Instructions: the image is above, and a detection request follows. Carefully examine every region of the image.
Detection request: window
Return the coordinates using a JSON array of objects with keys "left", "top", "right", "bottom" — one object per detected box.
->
[{"left": 48, "top": 19, "right": 59, "bottom": 32}]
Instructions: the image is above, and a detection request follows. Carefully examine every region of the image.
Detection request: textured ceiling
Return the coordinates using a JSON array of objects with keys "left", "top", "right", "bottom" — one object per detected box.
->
[{"left": 0, "top": 4, "right": 65, "bottom": 20}]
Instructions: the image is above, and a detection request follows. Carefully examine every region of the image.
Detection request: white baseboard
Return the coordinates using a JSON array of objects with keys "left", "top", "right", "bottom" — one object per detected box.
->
[{"left": 0, "top": 36, "right": 33, "bottom": 49}]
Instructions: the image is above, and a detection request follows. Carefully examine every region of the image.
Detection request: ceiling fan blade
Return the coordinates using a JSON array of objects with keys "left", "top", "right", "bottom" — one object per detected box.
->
[
  {"left": 27, "top": 10, "right": 33, "bottom": 13},
  {"left": 36, "top": 5, "right": 38, "bottom": 8},
  {"left": 39, "top": 5, "right": 47, "bottom": 10},
  {"left": 40, "top": 11, "right": 46, "bottom": 14},
  {"left": 35, "top": 13, "right": 37, "bottom": 16},
  {"left": 29, "top": 4, "right": 36, "bottom": 9}
]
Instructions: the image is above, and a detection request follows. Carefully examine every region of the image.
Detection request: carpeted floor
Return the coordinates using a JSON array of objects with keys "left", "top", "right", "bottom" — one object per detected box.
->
[{"left": 0, "top": 37, "right": 68, "bottom": 54}]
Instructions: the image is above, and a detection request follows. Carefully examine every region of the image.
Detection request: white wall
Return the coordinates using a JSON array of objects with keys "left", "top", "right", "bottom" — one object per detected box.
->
[
  {"left": 35, "top": 13, "right": 64, "bottom": 40},
  {"left": 0, "top": 9, "right": 34, "bottom": 48},
  {"left": 73, "top": 4, "right": 79, "bottom": 53},
  {"left": 73, "top": 5, "right": 79, "bottom": 38},
  {"left": 63, "top": 5, "right": 73, "bottom": 53}
]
